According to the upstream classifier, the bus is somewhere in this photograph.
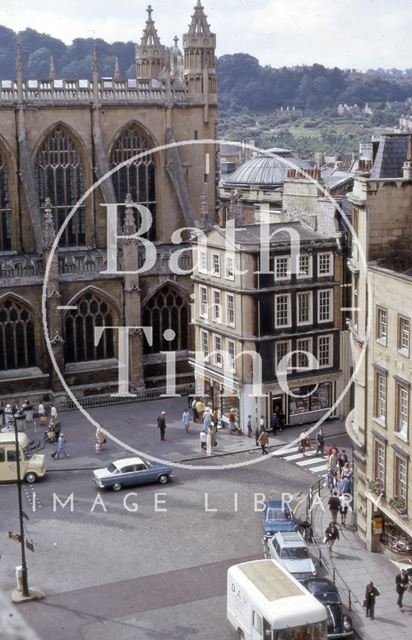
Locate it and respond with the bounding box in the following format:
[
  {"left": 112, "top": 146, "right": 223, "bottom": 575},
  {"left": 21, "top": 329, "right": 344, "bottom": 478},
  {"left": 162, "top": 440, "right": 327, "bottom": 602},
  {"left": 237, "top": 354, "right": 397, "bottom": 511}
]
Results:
[{"left": 227, "top": 559, "right": 328, "bottom": 640}]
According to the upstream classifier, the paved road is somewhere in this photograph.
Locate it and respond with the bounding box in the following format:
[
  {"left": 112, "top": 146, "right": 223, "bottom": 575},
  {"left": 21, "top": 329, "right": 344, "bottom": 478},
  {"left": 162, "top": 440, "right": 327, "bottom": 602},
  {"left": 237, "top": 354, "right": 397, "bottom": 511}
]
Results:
[{"left": 0, "top": 446, "right": 338, "bottom": 640}]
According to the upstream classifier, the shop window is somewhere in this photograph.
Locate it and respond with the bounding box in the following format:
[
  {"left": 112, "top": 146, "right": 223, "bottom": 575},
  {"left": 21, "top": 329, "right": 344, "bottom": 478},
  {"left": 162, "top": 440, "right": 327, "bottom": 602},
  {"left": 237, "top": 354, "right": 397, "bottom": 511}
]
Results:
[
  {"left": 381, "top": 520, "right": 412, "bottom": 553},
  {"left": 289, "top": 382, "right": 331, "bottom": 416},
  {"left": 398, "top": 316, "right": 410, "bottom": 356},
  {"left": 374, "top": 372, "right": 387, "bottom": 423},
  {"left": 376, "top": 307, "right": 387, "bottom": 345}
]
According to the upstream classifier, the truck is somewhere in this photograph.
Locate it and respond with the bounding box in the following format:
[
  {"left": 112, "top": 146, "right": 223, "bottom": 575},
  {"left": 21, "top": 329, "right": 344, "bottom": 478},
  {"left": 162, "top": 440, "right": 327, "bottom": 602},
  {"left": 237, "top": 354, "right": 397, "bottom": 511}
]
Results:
[
  {"left": 227, "top": 559, "right": 328, "bottom": 640},
  {"left": 0, "top": 432, "right": 46, "bottom": 484}
]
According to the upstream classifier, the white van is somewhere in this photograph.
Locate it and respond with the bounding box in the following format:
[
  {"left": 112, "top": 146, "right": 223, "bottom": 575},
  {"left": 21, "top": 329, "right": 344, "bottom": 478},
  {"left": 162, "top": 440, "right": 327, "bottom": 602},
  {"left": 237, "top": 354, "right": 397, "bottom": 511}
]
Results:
[
  {"left": 0, "top": 433, "right": 46, "bottom": 483},
  {"left": 227, "top": 559, "right": 328, "bottom": 640}
]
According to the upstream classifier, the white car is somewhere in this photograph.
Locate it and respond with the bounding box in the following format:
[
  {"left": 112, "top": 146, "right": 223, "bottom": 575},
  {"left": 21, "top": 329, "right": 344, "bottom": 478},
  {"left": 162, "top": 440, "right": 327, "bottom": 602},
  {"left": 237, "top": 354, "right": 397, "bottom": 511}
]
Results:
[{"left": 267, "top": 530, "right": 318, "bottom": 581}]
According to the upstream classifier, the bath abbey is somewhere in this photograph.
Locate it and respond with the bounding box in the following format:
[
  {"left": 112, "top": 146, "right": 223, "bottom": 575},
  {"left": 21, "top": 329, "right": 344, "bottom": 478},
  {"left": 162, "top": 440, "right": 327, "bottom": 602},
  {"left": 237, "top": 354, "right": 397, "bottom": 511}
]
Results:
[{"left": 0, "top": 2, "right": 217, "bottom": 404}]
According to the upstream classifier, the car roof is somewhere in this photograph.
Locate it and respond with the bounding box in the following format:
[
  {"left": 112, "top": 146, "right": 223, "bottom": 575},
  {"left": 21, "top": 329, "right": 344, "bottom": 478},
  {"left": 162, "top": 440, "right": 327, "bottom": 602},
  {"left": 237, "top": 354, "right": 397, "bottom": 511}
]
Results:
[
  {"left": 303, "top": 578, "right": 338, "bottom": 594},
  {"left": 112, "top": 457, "right": 145, "bottom": 467},
  {"left": 265, "top": 500, "right": 285, "bottom": 509},
  {"left": 274, "top": 531, "right": 306, "bottom": 546}
]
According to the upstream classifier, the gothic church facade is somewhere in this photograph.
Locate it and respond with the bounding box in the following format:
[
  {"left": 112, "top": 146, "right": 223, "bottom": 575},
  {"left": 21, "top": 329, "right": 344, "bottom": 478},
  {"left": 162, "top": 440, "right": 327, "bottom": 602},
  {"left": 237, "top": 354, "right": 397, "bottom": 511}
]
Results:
[{"left": 0, "top": 2, "right": 217, "bottom": 404}]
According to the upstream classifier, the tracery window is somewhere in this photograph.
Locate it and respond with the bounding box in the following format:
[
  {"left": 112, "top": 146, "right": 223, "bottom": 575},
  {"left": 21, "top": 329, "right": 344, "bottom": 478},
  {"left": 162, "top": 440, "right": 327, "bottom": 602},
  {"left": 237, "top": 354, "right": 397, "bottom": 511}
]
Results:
[
  {"left": 110, "top": 124, "right": 156, "bottom": 240},
  {"left": 64, "top": 292, "right": 115, "bottom": 362},
  {"left": 143, "top": 286, "right": 188, "bottom": 354},
  {"left": 0, "top": 299, "right": 36, "bottom": 370},
  {"left": 35, "top": 126, "right": 85, "bottom": 247},
  {"left": 0, "top": 150, "right": 12, "bottom": 251}
]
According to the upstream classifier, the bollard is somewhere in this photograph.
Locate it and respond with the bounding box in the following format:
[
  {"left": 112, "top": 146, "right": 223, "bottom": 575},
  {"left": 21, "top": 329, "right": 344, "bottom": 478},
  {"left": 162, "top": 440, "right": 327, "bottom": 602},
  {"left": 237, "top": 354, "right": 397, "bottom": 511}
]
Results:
[
  {"left": 348, "top": 590, "right": 352, "bottom": 611},
  {"left": 15, "top": 566, "right": 23, "bottom": 592}
]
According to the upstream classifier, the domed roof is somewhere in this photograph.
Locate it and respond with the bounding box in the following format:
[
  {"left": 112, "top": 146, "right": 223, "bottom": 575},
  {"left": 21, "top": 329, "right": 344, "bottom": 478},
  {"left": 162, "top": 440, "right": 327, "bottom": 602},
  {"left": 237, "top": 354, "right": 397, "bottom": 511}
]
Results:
[{"left": 222, "top": 149, "right": 311, "bottom": 187}]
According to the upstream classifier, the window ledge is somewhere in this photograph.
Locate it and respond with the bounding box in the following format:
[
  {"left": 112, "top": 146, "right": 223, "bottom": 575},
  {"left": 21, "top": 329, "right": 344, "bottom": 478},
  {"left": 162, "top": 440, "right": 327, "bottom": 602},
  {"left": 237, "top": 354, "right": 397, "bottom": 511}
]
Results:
[
  {"left": 394, "top": 431, "right": 409, "bottom": 445},
  {"left": 376, "top": 338, "right": 387, "bottom": 347},
  {"left": 372, "top": 417, "right": 386, "bottom": 428},
  {"left": 398, "top": 348, "right": 409, "bottom": 358},
  {"left": 65, "top": 358, "right": 119, "bottom": 374},
  {"left": 0, "top": 367, "right": 47, "bottom": 381}
]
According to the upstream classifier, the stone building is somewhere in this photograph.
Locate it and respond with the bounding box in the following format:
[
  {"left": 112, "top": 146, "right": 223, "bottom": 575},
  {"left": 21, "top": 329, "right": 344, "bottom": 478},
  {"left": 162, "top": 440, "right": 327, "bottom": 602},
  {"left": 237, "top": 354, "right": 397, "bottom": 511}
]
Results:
[
  {"left": 346, "top": 133, "right": 412, "bottom": 552},
  {"left": 190, "top": 221, "right": 349, "bottom": 431},
  {"left": 0, "top": 2, "right": 217, "bottom": 405}
]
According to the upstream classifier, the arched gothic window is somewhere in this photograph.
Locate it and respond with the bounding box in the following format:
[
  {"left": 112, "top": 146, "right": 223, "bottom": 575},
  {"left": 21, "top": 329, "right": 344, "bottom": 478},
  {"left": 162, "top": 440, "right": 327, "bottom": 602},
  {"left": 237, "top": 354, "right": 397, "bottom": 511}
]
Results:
[
  {"left": 0, "top": 299, "right": 36, "bottom": 370},
  {"left": 0, "top": 150, "right": 12, "bottom": 251},
  {"left": 143, "top": 286, "right": 188, "bottom": 354},
  {"left": 110, "top": 124, "right": 156, "bottom": 240},
  {"left": 64, "top": 292, "right": 115, "bottom": 362},
  {"left": 35, "top": 126, "right": 85, "bottom": 247}
]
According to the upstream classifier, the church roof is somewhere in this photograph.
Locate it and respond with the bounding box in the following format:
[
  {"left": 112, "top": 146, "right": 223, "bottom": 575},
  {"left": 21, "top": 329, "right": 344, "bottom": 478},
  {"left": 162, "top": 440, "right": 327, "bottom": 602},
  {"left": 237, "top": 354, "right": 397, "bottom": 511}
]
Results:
[{"left": 221, "top": 149, "right": 311, "bottom": 188}]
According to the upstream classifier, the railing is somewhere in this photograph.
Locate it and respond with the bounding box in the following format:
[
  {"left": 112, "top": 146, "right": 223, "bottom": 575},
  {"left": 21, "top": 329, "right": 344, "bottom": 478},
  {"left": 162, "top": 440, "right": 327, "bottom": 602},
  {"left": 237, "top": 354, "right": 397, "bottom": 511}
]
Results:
[{"left": 62, "top": 382, "right": 195, "bottom": 410}]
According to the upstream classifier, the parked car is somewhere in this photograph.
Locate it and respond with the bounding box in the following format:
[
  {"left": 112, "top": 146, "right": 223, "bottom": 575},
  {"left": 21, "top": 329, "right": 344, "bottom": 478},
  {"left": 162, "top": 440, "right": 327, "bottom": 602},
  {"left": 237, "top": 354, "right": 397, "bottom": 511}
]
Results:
[
  {"left": 266, "top": 530, "right": 317, "bottom": 581},
  {"left": 302, "top": 577, "right": 353, "bottom": 639},
  {"left": 261, "top": 499, "right": 297, "bottom": 538},
  {"left": 93, "top": 456, "right": 174, "bottom": 491}
]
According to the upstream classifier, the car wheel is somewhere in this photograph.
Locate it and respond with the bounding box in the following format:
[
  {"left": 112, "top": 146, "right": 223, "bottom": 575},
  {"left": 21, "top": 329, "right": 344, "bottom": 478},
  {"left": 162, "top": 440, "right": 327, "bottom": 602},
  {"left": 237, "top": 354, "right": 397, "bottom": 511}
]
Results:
[
  {"left": 112, "top": 482, "right": 123, "bottom": 491},
  {"left": 25, "top": 472, "right": 38, "bottom": 484},
  {"left": 158, "top": 474, "right": 169, "bottom": 485}
]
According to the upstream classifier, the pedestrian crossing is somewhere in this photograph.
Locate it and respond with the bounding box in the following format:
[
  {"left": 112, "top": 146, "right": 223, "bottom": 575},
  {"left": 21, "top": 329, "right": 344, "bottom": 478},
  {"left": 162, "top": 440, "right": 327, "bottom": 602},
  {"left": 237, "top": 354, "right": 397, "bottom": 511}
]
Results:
[{"left": 273, "top": 446, "right": 329, "bottom": 476}]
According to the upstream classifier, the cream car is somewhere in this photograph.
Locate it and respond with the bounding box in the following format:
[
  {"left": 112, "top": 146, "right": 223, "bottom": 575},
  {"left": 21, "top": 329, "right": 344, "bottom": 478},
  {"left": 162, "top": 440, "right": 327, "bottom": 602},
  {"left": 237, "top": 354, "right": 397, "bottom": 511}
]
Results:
[{"left": 0, "top": 432, "right": 46, "bottom": 483}]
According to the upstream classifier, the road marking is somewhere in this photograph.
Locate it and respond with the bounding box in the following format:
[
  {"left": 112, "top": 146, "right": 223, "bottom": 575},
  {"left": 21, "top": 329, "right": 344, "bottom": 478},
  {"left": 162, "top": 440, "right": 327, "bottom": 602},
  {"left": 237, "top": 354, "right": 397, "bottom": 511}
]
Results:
[
  {"left": 296, "top": 458, "right": 325, "bottom": 467},
  {"left": 310, "top": 464, "right": 329, "bottom": 472}
]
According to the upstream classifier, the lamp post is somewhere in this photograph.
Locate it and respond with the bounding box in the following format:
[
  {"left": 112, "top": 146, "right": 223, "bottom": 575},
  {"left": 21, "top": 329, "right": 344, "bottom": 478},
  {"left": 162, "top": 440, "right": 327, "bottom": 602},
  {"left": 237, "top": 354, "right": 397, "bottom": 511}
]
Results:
[{"left": 13, "top": 421, "right": 30, "bottom": 597}]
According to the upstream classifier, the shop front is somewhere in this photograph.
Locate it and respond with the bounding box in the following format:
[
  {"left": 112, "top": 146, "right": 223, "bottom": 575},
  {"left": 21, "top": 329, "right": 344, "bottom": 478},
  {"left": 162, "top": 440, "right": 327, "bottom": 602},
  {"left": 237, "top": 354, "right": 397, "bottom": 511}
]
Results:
[
  {"left": 201, "top": 378, "right": 240, "bottom": 429},
  {"left": 271, "top": 381, "right": 335, "bottom": 427},
  {"left": 366, "top": 491, "right": 412, "bottom": 555}
]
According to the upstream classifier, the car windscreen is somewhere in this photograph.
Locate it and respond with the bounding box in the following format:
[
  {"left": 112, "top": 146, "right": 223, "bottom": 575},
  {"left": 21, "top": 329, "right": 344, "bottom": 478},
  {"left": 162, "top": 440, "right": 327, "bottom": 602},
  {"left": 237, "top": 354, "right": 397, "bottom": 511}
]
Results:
[
  {"left": 316, "top": 592, "right": 340, "bottom": 604},
  {"left": 280, "top": 546, "right": 309, "bottom": 559},
  {"left": 266, "top": 508, "right": 285, "bottom": 520},
  {"left": 107, "top": 463, "right": 117, "bottom": 473}
]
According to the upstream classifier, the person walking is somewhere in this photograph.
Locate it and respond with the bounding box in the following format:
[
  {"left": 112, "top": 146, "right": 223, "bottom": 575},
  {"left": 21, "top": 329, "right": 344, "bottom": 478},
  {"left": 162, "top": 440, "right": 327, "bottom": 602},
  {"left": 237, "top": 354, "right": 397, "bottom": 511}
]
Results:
[
  {"left": 328, "top": 448, "right": 339, "bottom": 475},
  {"left": 182, "top": 408, "right": 190, "bottom": 433},
  {"left": 364, "top": 581, "right": 380, "bottom": 620},
  {"left": 326, "top": 466, "right": 336, "bottom": 494},
  {"left": 395, "top": 569, "right": 409, "bottom": 612},
  {"left": 255, "top": 425, "right": 260, "bottom": 446},
  {"left": 339, "top": 492, "right": 349, "bottom": 526},
  {"left": 191, "top": 398, "right": 198, "bottom": 423},
  {"left": 247, "top": 415, "right": 252, "bottom": 438},
  {"left": 95, "top": 428, "right": 106, "bottom": 454},
  {"left": 228, "top": 409, "right": 237, "bottom": 432},
  {"left": 203, "top": 408, "right": 212, "bottom": 430},
  {"left": 157, "top": 411, "right": 167, "bottom": 441},
  {"left": 51, "top": 433, "right": 69, "bottom": 459},
  {"left": 324, "top": 521, "right": 339, "bottom": 558},
  {"left": 315, "top": 428, "right": 325, "bottom": 456},
  {"left": 328, "top": 491, "right": 341, "bottom": 523},
  {"left": 258, "top": 429, "right": 269, "bottom": 455},
  {"left": 271, "top": 411, "right": 279, "bottom": 435},
  {"left": 200, "top": 429, "right": 207, "bottom": 454}
]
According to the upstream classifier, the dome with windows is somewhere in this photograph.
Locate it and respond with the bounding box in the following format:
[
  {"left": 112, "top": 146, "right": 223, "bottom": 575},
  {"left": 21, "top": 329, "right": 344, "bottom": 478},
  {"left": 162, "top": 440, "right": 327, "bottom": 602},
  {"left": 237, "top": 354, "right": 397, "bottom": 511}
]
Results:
[{"left": 221, "top": 148, "right": 311, "bottom": 188}]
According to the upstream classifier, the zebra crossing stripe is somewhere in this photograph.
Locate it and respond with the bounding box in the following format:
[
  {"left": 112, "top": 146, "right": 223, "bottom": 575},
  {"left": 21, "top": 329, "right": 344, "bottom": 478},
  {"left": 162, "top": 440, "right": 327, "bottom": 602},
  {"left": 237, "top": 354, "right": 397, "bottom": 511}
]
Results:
[
  {"left": 296, "top": 457, "right": 325, "bottom": 467},
  {"left": 309, "top": 464, "right": 329, "bottom": 473}
]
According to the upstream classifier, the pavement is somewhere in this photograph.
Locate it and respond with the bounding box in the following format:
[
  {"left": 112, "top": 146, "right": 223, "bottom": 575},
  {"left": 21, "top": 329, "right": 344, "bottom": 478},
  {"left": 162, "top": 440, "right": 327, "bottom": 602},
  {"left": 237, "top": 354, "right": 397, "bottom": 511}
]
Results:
[
  {"left": 295, "top": 485, "right": 411, "bottom": 640},
  {"left": 15, "top": 396, "right": 349, "bottom": 472}
]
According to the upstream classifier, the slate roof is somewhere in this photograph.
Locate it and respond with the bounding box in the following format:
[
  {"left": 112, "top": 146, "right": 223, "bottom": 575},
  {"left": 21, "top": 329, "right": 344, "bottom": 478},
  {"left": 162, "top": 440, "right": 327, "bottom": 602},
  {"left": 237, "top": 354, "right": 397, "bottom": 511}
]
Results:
[
  {"left": 370, "top": 134, "right": 409, "bottom": 179},
  {"left": 213, "top": 222, "right": 332, "bottom": 250},
  {"left": 221, "top": 150, "right": 311, "bottom": 187}
]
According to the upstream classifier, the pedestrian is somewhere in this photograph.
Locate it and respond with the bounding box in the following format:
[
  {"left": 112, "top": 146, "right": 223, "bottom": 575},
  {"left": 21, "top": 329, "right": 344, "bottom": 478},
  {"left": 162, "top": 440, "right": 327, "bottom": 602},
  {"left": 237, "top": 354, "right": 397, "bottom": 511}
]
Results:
[
  {"left": 278, "top": 411, "right": 285, "bottom": 432},
  {"left": 364, "top": 580, "right": 380, "bottom": 620},
  {"left": 247, "top": 415, "right": 252, "bottom": 438},
  {"left": 50, "top": 405, "right": 58, "bottom": 419},
  {"left": 338, "top": 474, "right": 352, "bottom": 495},
  {"left": 299, "top": 430, "right": 310, "bottom": 455},
  {"left": 203, "top": 407, "right": 212, "bottom": 430},
  {"left": 340, "top": 461, "right": 352, "bottom": 479},
  {"left": 258, "top": 429, "right": 269, "bottom": 455},
  {"left": 315, "top": 428, "right": 325, "bottom": 456},
  {"left": 328, "top": 448, "right": 339, "bottom": 475},
  {"left": 182, "top": 408, "right": 190, "bottom": 433},
  {"left": 328, "top": 442, "right": 339, "bottom": 457},
  {"left": 339, "top": 492, "right": 349, "bottom": 525},
  {"left": 271, "top": 411, "right": 279, "bottom": 434},
  {"left": 395, "top": 569, "right": 409, "bottom": 612},
  {"left": 157, "top": 411, "right": 166, "bottom": 441},
  {"left": 228, "top": 408, "right": 237, "bottom": 432},
  {"left": 192, "top": 398, "right": 198, "bottom": 423},
  {"left": 255, "top": 425, "right": 260, "bottom": 446},
  {"left": 326, "top": 466, "right": 336, "bottom": 494},
  {"left": 38, "top": 402, "right": 45, "bottom": 417},
  {"left": 324, "top": 521, "right": 340, "bottom": 558},
  {"left": 51, "top": 433, "right": 69, "bottom": 459},
  {"left": 200, "top": 429, "right": 207, "bottom": 454},
  {"left": 195, "top": 398, "right": 205, "bottom": 423},
  {"left": 95, "top": 428, "right": 106, "bottom": 454},
  {"left": 328, "top": 491, "right": 340, "bottom": 523},
  {"left": 338, "top": 449, "right": 348, "bottom": 472}
]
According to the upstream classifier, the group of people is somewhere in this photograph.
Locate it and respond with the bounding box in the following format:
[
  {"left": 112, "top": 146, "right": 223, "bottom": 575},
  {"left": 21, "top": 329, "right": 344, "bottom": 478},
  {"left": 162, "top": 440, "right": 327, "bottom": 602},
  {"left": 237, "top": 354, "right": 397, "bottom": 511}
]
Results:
[{"left": 362, "top": 568, "right": 410, "bottom": 620}]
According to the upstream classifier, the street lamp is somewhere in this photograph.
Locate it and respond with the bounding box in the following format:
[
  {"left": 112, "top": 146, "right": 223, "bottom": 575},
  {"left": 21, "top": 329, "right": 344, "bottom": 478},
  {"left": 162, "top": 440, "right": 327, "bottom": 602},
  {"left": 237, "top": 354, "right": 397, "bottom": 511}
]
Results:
[{"left": 13, "top": 421, "right": 30, "bottom": 597}]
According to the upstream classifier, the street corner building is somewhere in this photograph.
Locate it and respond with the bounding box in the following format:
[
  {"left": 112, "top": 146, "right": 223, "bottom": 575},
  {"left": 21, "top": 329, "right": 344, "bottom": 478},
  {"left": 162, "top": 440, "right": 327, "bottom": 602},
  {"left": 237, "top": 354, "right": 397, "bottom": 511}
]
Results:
[{"left": 0, "top": 2, "right": 217, "bottom": 406}]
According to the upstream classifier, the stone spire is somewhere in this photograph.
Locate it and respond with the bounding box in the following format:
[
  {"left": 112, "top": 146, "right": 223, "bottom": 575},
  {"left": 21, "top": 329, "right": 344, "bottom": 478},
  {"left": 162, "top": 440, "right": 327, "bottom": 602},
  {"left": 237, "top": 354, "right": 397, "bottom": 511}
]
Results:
[
  {"left": 122, "top": 194, "right": 137, "bottom": 242},
  {"left": 49, "top": 55, "right": 56, "bottom": 80},
  {"left": 16, "top": 44, "right": 23, "bottom": 102},
  {"left": 136, "top": 5, "right": 166, "bottom": 81},
  {"left": 183, "top": 2, "right": 216, "bottom": 99},
  {"left": 170, "top": 36, "right": 184, "bottom": 81},
  {"left": 199, "top": 187, "right": 212, "bottom": 229},
  {"left": 114, "top": 57, "right": 121, "bottom": 81},
  {"left": 92, "top": 44, "right": 100, "bottom": 104},
  {"left": 42, "top": 198, "right": 56, "bottom": 250},
  {"left": 403, "top": 135, "right": 412, "bottom": 179},
  {"left": 92, "top": 44, "right": 99, "bottom": 74}
]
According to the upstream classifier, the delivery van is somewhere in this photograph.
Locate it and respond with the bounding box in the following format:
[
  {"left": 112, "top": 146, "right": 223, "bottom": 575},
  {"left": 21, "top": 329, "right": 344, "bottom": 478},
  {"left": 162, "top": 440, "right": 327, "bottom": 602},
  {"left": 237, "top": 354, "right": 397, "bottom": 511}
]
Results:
[
  {"left": 227, "top": 559, "right": 328, "bottom": 640},
  {"left": 0, "top": 432, "right": 46, "bottom": 483}
]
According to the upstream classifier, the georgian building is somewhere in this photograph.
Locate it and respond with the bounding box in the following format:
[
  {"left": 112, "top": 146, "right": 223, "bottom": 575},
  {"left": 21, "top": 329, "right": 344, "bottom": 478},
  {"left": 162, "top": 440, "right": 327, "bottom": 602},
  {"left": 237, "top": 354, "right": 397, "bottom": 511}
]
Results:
[
  {"left": 346, "top": 133, "right": 412, "bottom": 552},
  {"left": 190, "top": 221, "right": 349, "bottom": 431},
  {"left": 0, "top": 2, "right": 217, "bottom": 404}
]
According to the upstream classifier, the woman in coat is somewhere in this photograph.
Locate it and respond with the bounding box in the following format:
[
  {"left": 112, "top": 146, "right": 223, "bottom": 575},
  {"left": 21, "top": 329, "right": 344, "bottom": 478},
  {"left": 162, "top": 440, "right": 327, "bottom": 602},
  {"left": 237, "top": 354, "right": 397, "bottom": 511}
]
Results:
[{"left": 364, "top": 581, "right": 380, "bottom": 620}]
